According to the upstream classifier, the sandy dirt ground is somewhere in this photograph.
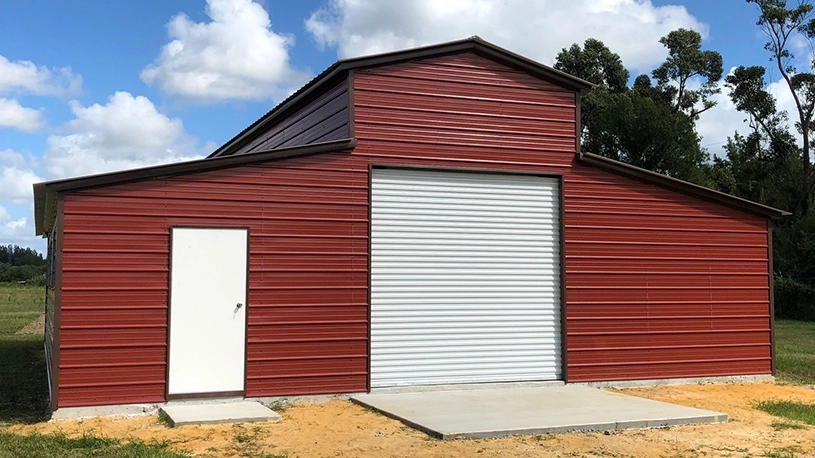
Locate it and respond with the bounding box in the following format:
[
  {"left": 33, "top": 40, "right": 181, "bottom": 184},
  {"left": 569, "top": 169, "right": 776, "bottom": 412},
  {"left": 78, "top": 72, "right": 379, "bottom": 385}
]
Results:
[{"left": 7, "top": 381, "right": 815, "bottom": 457}]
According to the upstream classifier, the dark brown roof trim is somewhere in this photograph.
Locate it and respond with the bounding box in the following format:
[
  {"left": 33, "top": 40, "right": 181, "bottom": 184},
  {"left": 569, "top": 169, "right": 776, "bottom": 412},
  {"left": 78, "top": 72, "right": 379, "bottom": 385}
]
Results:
[
  {"left": 578, "top": 151, "right": 790, "bottom": 219},
  {"left": 34, "top": 138, "right": 357, "bottom": 235},
  {"left": 208, "top": 36, "right": 594, "bottom": 159}
]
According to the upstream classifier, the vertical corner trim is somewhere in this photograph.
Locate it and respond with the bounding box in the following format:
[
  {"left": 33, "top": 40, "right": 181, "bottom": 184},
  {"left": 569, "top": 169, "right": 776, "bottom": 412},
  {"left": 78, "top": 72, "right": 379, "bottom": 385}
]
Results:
[
  {"left": 347, "top": 70, "right": 356, "bottom": 139},
  {"left": 574, "top": 91, "right": 582, "bottom": 157},
  {"left": 365, "top": 162, "right": 373, "bottom": 392},
  {"left": 767, "top": 219, "right": 776, "bottom": 375},
  {"left": 558, "top": 175, "right": 568, "bottom": 382},
  {"left": 52, "top": 193, "right": 65, "bottom": 411}
]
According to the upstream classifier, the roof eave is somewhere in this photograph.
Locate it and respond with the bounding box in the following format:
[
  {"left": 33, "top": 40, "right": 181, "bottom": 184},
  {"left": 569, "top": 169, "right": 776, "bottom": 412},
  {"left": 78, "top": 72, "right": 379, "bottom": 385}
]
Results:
[
  {"left": 33, "top": 182, "right": 47, "bottom": 236},
  {"left": 578, "top": 152, "right": 790, "bottom": 220}
]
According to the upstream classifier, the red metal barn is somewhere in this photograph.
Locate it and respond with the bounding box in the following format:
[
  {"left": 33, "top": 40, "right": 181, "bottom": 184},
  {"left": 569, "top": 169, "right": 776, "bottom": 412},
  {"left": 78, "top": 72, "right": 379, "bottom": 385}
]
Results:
[{"left": 34, "top": 38, "right": 787, "bottom": 412}]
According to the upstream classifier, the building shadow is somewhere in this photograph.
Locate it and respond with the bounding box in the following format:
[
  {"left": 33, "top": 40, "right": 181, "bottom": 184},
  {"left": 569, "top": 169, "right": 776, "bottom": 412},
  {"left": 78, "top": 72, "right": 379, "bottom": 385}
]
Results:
[{"left": 0, "top": 336, "right": 49, "bottom": 424}]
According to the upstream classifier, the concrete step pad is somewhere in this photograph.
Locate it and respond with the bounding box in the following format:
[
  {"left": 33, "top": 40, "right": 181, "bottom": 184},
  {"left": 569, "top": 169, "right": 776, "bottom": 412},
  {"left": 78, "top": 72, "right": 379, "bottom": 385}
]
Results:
[{"left": 160, "top": 401, "right": 282, "bottom": 426}]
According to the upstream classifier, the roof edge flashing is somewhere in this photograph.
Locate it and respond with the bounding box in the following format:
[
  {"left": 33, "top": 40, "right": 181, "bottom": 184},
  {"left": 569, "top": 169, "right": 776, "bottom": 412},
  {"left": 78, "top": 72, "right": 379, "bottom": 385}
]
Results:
[{"left": 578, "top": 151, "right": 790, "bottom": 220}]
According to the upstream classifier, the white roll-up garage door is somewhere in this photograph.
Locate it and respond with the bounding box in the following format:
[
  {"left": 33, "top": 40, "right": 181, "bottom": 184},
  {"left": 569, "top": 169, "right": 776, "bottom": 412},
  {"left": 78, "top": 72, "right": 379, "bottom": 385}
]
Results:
[{"left": 370, "top": 168, "right": 562, "bottom": 387}]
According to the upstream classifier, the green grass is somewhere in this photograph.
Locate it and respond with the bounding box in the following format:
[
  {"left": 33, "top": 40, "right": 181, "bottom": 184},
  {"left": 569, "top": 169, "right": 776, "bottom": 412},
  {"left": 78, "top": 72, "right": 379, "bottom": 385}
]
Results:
[
  {"left": 765, "top": 453, "right": 797, "bottom": 458},
  {"left": 0, "top": 284, "right": 48, "bottom": 424},
  {"left": 771, "top": 420, "right": 807, "bottom": 430},
  {"left": 775, "top": 319, "right": 815, "bottom": 384},
  {"left": 0, "top": 285, "right": 191, "bottom": 457},
  {"left": 228, "top": 425, "right": 288, "bottom": 458},
  {"left": 0, "top": 283, "right": 45, "bottom": 313},
  {"left": 0, "top": 431, "right": 188, "bottom": 458},
  {"left": 0, "top": 283, "right": 43, "bottom": 335},
  {"left": 756, "top": 400, "right": 815, "bottom": 426}
]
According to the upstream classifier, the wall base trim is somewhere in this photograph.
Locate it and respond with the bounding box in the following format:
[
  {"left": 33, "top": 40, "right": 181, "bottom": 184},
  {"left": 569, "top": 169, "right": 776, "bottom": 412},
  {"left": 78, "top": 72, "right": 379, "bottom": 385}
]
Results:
[{"left": 572, "top": 374, "right": 774, "bottom": 389}]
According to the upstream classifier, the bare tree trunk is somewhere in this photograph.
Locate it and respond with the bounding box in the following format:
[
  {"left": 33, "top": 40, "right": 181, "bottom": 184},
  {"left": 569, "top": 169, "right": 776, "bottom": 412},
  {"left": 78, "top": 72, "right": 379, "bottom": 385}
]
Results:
[{"left": 804, "top": 130, "right": 811, "bottom": 215}]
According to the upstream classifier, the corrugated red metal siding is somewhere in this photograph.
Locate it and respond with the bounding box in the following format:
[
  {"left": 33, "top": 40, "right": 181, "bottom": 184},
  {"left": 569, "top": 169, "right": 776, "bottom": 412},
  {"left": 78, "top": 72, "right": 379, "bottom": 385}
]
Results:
[
  {"left": 58, "top": 152, "right": 369, "bottom": 407},
  {"left": 351, "top": 53, "right": 772, "bottom": 382},
  {"left": 564, "top": 167, "right": 770, "bottom": 381},
  {"left": 231, "top": 80, "right": 350, "bottom": 155}
]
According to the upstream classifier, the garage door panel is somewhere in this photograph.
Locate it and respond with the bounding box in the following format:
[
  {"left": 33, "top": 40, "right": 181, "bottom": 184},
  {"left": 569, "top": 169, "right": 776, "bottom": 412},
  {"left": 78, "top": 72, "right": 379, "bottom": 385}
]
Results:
[
  {"left": 373, "top": 292, "right": 557, "bottom": 301},
  {"left": 372, "top": 267, "right": 559, "bottom": 275},
  {"left": 373, "top": 308, "right": 560, "bottom": 317},
  {"left": 371, "top": 168, "right": 562, "bottom": 387}
]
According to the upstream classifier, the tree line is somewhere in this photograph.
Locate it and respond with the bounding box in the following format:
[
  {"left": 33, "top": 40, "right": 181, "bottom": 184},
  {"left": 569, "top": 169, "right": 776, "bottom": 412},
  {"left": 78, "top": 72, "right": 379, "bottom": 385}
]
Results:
[
  {"left": 0, "top": 244, "right": 46, "bottom": 285},
  {"left": 555, "top": 0, "right": 815, "bottom": 319}
]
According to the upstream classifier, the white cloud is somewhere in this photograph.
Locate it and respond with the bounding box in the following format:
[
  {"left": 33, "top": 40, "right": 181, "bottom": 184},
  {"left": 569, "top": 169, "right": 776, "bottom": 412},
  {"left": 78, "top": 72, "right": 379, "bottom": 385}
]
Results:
[
  {"left": 766, "top": 78, "right": 800, "bottom": 134},
  {"left": 0, "top": 98, "right": 45, "bottom": 132},
  {"left": 0, "top": 204, "right": 41, "bottom": 251},
  {"left": 0, "top": 205, "right": 25, "bottom": 231},
  {"left": 696, "top": 91, "right": 747, "bottom": 156},
  {"left": 696, "top": 71, "right": 804, "bottom": 157},
  {"left": 141, "top": 0, "right": 310, "bottom": 102},
  {"left": 0, "top": 55, "right": 82, "bottom": 96},
  {"left": 44, "top": 91, "right": 203, "bottom": 178},
  {"left": 306, "top": 0, "right": 706, "bottom": 70},
  {"left": 0, "top": 149, "right": 42, "bottom": 206}
]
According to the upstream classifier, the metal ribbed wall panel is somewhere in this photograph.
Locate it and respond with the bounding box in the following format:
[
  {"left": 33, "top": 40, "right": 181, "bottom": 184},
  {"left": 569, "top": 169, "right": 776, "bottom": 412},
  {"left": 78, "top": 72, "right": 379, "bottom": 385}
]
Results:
[
  {"left": 58, "top": 152, "right": 369, "bottom": 407},
  {"left": 233, "top": 80, "right": 350, "bottom": 155},
  {"left": 370, "top": 168, "right": 561, "bottom": 386},
  {"left": 353, "top": 52, "right": 772, "bottom": 383},
  {"left": 563, "top": 167, "right": 771, "bottom": 381}
]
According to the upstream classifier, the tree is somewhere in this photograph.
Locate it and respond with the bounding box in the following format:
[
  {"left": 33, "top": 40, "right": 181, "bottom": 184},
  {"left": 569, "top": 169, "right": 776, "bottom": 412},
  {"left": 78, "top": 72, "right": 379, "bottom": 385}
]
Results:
[
  {"left": 554, "top": 38, "right": 629, "bottom": 92},
  {"left": 706, "top": 131, "right": 798, "bottom": 209},
  {"left": 650, "top": 28, "right": 724, "bottom": 118},
  {"left": 555, "top": 35, "right": 709, "bottom": 184},
  {"left": 745, "top": 0, "right": 815, "bottom": 213},
  {"left": 554, "top": 39, "right": 630, "bottom": 150},
  {"left": 0, "top": 244, "right": 46, "bottom": 285},
  {"left": 0, "top": 245, "right": 45, "bottom": 266},
  {"left": 585, "top": 91, "right": 708, "bottom": 182},
  {"left": 726, "top": 66, "right": 786, "bottom": 140}
]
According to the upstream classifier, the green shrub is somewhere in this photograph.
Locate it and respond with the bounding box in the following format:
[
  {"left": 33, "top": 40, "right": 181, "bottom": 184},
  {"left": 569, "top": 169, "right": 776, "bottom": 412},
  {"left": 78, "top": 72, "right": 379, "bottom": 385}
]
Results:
[
  {"left": 0, "top": 263, "right": 46, "bottom": 285},
  {"left": 775, "top": 275, "right": 815, "bottom": 321},
  {"left": 26, "top": 273, "right": 46, "bottom": 287}
]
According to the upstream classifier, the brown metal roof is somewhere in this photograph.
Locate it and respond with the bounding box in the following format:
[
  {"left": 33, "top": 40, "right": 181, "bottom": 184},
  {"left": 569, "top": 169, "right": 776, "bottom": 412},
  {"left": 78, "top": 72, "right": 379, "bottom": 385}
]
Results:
[
  {"left": 578, "top": 151, "right": 790, "bottom": 219},
  {"left": 206, "top": 36, "right": 595, "bottom": 159},
  {"left": 33, "top": 138, "right": 357, "bottom": 236}
]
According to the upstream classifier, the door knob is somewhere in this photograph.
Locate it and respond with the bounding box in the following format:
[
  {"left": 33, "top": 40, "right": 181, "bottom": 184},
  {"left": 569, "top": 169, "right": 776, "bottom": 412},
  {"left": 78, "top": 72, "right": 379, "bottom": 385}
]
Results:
[{"left": 236, "top": 302, "right": 243, "bottom": 308}]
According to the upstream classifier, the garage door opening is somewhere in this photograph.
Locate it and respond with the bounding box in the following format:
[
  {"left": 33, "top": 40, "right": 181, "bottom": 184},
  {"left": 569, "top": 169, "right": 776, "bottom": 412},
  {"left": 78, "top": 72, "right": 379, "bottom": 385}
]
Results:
[{"left": 370, "top": 168, "right": 563, "bottom": 387}]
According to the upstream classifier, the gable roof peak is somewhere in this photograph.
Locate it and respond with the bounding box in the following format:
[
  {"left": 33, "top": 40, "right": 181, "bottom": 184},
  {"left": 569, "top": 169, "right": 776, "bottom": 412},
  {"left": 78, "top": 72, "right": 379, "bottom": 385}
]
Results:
[{"left": 208, "top": 36, "right": 593, "bottom": 159}]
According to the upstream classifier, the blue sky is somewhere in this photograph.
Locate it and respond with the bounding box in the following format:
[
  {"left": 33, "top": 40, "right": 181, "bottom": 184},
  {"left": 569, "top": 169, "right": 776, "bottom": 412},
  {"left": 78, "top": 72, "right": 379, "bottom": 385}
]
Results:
[{"left": 0, "top": 0, "right": 794, "bottom": 252}]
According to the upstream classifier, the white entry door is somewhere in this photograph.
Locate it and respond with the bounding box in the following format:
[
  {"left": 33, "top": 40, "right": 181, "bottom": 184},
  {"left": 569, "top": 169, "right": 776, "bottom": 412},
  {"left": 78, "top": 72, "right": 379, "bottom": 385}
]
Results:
[{"left": 168, "top": 227, "right": 248, "bottom": 396}]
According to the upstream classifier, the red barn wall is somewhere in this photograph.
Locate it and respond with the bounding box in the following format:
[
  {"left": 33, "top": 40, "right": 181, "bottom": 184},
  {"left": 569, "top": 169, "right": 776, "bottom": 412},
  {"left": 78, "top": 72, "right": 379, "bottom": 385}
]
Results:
[
  {"left": 351, "top": 53, "right": 771, "bottom": 382},
  {"left": 56, "top": 52, "right": 771, "bottom": 407},
  {"left": 58, "top": 153, "right": 369, "bottom": 408}
]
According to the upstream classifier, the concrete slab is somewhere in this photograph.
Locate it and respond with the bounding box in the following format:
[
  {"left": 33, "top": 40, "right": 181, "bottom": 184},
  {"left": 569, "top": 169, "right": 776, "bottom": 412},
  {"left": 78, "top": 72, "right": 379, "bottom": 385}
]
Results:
[
  {"left": 160, "top": 401, "right": 282, "bottom": 427},
  {"left": 352, "top": 385, "right": 727, "bottom": 439},
  {"left": 50, "top": 403, "right": 158, "bottom": 421}
]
